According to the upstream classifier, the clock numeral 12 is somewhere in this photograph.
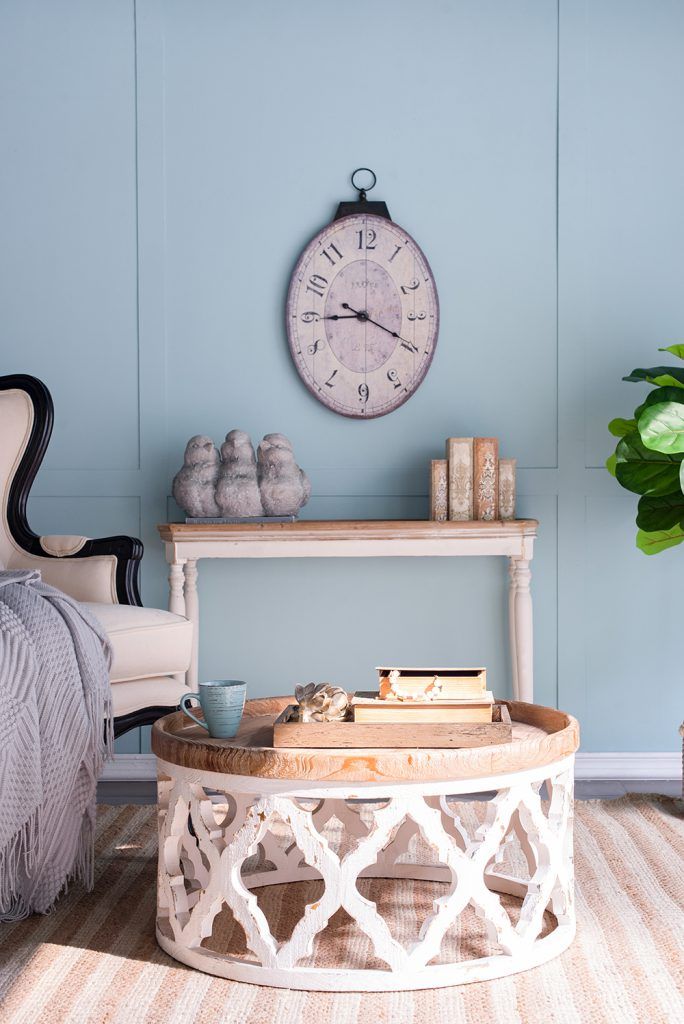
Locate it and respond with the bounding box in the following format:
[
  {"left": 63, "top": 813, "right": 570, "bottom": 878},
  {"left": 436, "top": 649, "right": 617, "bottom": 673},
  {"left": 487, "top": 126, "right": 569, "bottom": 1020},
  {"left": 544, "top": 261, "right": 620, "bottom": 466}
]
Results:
[
  {"left": 306, "top": 273, "right": 328, "bottom": 298},
  {"left": 320, "top": 242, "right": 343, "bottom": 267},
  {"left": 357, "top": 229, "right": 377, "bottom": 251}
]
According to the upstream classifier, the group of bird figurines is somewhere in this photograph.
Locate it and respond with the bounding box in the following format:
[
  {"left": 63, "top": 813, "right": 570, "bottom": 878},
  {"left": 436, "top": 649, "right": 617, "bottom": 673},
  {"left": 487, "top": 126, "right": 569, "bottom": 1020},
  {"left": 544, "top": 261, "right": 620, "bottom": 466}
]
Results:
[{"left": 172, "top": 431, "right": 311, "bottom": 519}]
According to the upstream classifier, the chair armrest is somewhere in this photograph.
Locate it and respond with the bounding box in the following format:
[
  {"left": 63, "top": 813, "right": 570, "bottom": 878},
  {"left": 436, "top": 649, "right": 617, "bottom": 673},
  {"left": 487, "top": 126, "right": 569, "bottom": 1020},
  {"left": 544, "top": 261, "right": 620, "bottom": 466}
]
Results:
[
  {"left": 40, "top": 535, "right": 89, "bottom": 557},
  {"left": 18, "top": 549, "right": 119, "bottom": 604},
  {"left": 16, "top": 533, "right": 143, "bottom": 605}
]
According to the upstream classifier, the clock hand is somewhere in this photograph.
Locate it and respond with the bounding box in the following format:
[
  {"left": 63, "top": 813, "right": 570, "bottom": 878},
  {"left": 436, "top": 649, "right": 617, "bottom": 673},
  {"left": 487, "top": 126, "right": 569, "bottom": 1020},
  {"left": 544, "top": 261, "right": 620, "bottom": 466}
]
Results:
[
  {"left": 320, "top": 314, "right": 360, "bottom": 320},
  {"left": 341, "top": 303, "right": 369, "bottom": 320},
  {"left": 341, "top": 303, "right": 415, "bottom": 348}
]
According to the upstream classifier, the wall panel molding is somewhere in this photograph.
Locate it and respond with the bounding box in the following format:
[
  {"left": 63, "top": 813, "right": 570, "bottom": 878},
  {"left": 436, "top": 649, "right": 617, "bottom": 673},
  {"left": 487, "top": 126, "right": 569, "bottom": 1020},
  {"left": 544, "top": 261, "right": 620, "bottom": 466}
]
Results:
[{"left": 6, "top": 0, "right": 681, "bottom": 762}]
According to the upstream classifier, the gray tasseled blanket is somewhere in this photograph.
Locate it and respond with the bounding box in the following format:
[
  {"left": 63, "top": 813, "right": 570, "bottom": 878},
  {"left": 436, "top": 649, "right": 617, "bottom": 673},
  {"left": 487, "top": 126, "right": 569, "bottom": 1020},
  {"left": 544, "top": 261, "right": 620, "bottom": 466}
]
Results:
[{"left": 0, "top": 570, "right": 112, "bottom": 920}]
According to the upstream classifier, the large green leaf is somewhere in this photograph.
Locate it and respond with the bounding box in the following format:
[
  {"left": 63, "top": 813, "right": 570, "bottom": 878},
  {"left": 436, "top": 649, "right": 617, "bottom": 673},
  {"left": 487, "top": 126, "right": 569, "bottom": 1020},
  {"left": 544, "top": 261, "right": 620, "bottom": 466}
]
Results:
[
  {"left": 659, "top": 344, "right": 684, "bottom": 360},
  {"left": 639, "top": 385, "right": 684, "bottom": 411},
  {"left": 608, "top": 417, "right": 636, "bottom": 437},
  {"left": 605, "top": 452, "right": 617, "bottom": 477},
  {"left": 623, "top": 366, "right": 684, "bottom": 389},
  {"left": 638, "top": 402, "right": 684, "bottom": 454},
  {"left": 614, "top": 432, "right": 683, "bottom": 495},
  {"left": 636, "top": 526, "right": 684, "bottom": 555},
  {"left": 636, "top": 494, "right": 684, "bottom": 531}
]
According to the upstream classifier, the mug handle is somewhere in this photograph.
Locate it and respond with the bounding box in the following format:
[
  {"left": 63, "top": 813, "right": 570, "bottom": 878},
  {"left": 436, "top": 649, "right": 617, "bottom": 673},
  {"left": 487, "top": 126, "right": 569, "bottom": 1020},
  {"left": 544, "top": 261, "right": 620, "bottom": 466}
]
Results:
[{"left": 179, "top": 692, "right": 209, "bottom": 731}]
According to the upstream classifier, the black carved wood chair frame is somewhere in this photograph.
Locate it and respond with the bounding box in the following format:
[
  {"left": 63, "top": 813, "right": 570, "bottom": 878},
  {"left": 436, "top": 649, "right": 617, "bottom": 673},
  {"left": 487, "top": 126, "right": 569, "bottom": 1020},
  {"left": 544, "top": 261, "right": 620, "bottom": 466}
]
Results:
[{"left": 1, "top": 373, "right": 180, "bottom": 738}]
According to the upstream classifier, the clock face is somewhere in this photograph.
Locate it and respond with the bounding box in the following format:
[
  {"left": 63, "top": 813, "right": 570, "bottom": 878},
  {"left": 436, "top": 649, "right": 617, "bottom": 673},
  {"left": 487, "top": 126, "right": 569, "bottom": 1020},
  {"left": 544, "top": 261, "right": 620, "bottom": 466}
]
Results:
[{"left": 286, "top": 213, "right": 439, "bottom": 418}]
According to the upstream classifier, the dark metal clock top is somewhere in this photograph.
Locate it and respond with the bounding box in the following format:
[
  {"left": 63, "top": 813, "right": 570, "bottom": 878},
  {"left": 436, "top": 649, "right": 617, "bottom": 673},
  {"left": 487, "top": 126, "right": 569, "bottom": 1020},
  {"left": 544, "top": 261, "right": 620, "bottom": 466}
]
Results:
[
  {"left": 334, "top": 167, "right": 392, "bottom": 222},
  {"left": 286, "top": 169, "right": 439, "bottom": 419}
]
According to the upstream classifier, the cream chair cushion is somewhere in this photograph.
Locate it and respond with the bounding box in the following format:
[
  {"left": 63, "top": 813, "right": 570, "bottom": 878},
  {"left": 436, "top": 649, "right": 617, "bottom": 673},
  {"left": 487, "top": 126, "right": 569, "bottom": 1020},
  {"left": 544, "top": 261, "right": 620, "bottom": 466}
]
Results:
[
  {"left": 83, "top": 602, "right": 192, "bottom": 684},
  {"left": 108, "top": 674, "right": 190, "bottom": 718}
]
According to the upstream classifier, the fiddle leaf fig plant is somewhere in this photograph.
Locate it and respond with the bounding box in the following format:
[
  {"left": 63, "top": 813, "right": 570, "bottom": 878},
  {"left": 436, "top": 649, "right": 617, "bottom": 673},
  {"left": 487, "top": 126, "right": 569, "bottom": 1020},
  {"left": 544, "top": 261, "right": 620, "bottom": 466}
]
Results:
[{"left": 608, "top": 346, "right": 684, "bottom": 553}]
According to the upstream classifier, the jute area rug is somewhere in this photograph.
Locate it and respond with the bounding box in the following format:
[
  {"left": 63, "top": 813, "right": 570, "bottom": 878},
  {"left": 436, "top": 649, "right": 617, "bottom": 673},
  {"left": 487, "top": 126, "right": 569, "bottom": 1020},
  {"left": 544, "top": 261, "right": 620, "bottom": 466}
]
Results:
[{"left": 0, "top": 796, "right": 682, "bottom": 1024}]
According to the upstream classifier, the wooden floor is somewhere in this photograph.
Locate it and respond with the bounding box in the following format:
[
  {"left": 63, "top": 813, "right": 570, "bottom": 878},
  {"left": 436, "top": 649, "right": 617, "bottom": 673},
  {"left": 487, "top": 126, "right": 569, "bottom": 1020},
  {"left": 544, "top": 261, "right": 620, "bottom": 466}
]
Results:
[{"left": 96, "top": 778, "right": 682, "bottom": 805}]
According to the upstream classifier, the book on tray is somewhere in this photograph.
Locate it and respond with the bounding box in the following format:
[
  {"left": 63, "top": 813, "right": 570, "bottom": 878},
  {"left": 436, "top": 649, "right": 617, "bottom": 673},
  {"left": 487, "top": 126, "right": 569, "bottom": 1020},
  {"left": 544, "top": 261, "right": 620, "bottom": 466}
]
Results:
[
  {"left": 353, "top": 690, "right": 495, "bottom": 724},
  {"left": 377, "top": 667, "right": 487, "bottom": 701}
]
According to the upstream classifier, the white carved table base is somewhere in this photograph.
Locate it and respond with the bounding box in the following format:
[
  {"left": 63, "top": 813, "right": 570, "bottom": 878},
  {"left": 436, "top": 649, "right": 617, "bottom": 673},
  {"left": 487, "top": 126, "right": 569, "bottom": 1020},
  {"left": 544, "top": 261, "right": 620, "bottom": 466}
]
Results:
[
  {"left": 155, "top": 755, "right": 575, "bottom": 991},
  {"left": 159, "top": 521, "right": 537, "bottom": 701}
]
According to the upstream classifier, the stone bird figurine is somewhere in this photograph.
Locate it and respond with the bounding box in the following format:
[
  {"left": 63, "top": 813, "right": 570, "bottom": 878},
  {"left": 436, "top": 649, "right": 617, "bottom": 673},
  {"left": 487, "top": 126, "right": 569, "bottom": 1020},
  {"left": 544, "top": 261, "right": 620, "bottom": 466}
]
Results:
[
  {"left": 172, "top": 435, "right": 220, "bottom": 518},
  {"left": 257, "top": 433, "right": 311, "bottom": 517},
  {"left": 216, "top": 430, "right": 263, "bottom": 518}
]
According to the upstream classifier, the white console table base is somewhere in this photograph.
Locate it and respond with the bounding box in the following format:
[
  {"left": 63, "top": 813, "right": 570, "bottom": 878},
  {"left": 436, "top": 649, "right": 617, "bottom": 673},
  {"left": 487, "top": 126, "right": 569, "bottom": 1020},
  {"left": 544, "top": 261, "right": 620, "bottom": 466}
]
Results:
[{"left": 158, "top": 520, "right": 538, "bottom": 702}]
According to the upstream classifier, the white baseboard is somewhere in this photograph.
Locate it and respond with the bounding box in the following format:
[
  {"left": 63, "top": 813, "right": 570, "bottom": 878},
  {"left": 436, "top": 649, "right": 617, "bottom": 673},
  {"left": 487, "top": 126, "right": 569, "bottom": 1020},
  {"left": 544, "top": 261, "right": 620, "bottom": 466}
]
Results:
[
  {"left": 100, "top": 751, "right": 681, "bottom": 784},
  {"left": 575, "top": 752, "right": 680, "bottom": 780},
  {"left": 101, "top": 754, "right": 157, "bottom": 782}
]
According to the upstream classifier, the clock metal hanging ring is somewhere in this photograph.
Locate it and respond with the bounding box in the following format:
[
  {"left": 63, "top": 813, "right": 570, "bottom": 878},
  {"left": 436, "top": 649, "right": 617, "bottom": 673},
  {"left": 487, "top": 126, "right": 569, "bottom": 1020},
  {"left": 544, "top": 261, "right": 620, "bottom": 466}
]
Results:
[{"left": 351, "top": 167, "right": 377, "bottom": 198}]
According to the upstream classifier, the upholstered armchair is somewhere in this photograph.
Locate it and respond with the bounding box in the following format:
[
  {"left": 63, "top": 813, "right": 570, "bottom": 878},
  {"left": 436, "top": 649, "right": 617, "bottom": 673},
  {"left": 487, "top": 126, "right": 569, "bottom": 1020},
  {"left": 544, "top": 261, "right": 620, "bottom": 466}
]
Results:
[{"left": 0, "top": 374, "right": 192, "bottom": 737}]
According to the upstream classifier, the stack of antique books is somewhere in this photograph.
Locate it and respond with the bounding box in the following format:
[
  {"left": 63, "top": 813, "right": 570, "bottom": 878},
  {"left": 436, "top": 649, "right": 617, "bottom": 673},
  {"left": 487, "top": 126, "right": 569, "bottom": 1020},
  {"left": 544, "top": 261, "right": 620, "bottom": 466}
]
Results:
[
  {"left": 352, "top": 667, "right": 494, "bottom": 724},
  {"left": 429, "top": 437, "right": 516, "bottom": 523}
]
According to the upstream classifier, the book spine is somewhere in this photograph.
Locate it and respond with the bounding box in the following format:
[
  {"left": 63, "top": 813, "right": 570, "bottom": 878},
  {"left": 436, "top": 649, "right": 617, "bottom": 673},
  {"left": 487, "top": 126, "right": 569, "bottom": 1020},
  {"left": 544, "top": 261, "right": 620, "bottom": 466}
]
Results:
[
  {"left": 435, "top": 684, "right": 487, "bottom": 698},
  {"left": 473, "top": 438, "right": 499, "bottom": 521},
  {"left": 446, "top": 437, "right": 473, "bottom": 520},
  {"left": 499, "top": 458, "right": 517, "bottom": 520},
  {"left": 354, "top": 707, "right": 493, "bottom": 724},
  {"left": 383, "top": 682, "right": 485, "bottom": 698},
  {"left": 429, "top": 459, "right": 448, "bottom": 522}
]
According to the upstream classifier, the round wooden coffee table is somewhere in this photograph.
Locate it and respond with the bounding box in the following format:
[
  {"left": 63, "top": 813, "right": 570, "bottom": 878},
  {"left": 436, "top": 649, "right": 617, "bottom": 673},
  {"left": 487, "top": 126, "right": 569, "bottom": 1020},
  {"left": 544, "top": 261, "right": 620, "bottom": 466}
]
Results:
[{"left": 151, "top": 697, "right": 579, "bottom": 991}]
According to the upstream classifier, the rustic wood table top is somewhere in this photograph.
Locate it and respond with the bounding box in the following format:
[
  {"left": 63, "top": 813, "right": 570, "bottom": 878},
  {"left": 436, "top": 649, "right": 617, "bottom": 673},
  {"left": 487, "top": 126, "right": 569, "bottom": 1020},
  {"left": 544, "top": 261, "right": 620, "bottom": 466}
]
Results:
[
  {"left": 151, "top": 696, "right": 579, "bottom": 784},
  {"left": 157, "top": 518, "right": 539, "bottom": 546}
]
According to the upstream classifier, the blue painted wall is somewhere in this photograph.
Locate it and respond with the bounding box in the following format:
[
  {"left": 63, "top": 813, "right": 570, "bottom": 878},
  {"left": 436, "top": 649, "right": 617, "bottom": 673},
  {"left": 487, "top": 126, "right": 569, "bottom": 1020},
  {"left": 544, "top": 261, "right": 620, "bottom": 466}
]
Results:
[{"left": 1, "top": 0, "right": 681, "bottom": 754}]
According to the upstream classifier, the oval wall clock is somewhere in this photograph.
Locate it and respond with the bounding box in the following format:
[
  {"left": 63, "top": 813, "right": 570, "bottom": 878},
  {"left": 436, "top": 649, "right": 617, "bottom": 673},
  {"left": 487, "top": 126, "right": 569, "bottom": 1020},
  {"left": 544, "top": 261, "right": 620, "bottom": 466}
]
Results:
[{"left": 286, "top": 169, "right": 439, "bottom": 418}]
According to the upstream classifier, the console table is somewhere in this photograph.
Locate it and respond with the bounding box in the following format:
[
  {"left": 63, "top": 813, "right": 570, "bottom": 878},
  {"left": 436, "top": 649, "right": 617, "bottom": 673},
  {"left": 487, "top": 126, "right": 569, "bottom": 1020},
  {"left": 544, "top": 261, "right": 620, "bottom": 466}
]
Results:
[{"left": 157, "top": 519, "right": 538, "bottom": 701}]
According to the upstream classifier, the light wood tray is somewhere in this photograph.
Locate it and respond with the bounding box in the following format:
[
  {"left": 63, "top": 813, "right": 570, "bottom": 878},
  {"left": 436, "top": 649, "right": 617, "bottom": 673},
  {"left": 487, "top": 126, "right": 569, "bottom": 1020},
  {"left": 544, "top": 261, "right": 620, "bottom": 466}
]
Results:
[{"left": 272, "top": 702, "right": 512, "bottom": 749}]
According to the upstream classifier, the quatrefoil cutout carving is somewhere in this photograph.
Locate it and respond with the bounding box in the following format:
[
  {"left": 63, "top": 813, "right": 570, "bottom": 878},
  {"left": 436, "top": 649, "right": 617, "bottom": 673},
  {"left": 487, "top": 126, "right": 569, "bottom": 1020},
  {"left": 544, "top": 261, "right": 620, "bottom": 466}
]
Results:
[{"left": 158, "top": 775, "right": 574, "bottom": 972}]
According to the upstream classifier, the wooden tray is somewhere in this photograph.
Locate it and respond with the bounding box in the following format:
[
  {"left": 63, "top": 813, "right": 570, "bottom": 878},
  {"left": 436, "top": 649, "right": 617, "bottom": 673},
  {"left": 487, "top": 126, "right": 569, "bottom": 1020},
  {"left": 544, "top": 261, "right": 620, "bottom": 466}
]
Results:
[{"left": 272, "top": 701, "right": 512, "bottom": 749}]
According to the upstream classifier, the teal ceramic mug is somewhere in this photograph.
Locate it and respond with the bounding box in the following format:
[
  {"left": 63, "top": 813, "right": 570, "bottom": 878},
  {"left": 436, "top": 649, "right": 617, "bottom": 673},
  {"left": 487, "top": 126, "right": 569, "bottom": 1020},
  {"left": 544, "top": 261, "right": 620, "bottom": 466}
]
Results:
[{"left": 179, "top": 680, "right": 246, "bottom": 739}]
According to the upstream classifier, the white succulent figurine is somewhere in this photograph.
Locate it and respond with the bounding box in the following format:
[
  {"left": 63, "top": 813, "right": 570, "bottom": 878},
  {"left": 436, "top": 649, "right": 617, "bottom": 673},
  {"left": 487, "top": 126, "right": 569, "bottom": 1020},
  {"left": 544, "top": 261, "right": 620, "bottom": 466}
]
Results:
[{"left": 294, "top": 683, "right": 349, "bottom": 723}]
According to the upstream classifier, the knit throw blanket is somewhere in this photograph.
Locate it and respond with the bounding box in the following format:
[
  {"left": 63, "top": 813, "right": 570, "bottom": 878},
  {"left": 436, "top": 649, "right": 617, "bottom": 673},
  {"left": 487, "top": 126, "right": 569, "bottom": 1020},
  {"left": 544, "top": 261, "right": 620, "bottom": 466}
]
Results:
[{"left": 0, "top": 570, "right": 112, "bottom": 920}]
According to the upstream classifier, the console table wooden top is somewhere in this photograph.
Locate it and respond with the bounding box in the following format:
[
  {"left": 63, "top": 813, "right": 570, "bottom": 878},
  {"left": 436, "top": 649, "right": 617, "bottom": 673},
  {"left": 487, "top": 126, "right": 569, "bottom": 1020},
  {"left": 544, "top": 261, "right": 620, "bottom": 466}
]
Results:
[
  {"left": 157, "top": 519, "right": 538, "bottom": 703},
  {"left": 158, "top": 518, "right": 538, "bottom": 557}
]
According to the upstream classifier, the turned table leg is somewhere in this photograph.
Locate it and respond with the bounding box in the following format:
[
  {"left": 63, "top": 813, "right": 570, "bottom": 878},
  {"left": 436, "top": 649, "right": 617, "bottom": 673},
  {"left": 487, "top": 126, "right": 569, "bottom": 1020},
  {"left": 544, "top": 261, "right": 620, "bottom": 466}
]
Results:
[
  {"left": 168, "top": 559, "right": 187, "bottom": 618},
  {"left": 510, "top": 557, "right": 533, "bottom": 702},
  {"left": 508, "top": 559, "right": 519, "bottom": 700},
  {"left": 184, "top": 559, "right": 199, "bottom": 689}
]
